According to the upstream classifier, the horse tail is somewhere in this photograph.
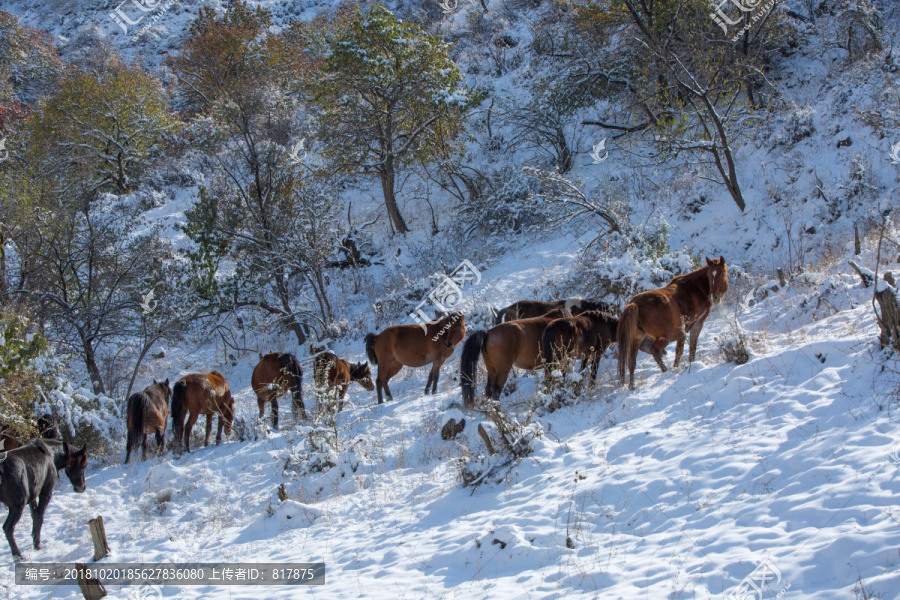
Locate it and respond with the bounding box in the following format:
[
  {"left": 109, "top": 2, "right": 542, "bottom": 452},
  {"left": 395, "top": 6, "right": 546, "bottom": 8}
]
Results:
[
  {"left": 460, "top": 330, "right": 488, "bottom": 408},
  {"left": 364, "top": 333, "right": 378, "bottom": 367},
  {"left": 171, "top": 379, "right": 187, "bottom": 446},
  {"left": 125, "top": 392, "right": 146, "bottom": 463},
  {"left": 617, "top": 303, "right": 639, "bottom": 384},
  {"left": 277, "top": 353, "right": 304, "bottom": 415}
]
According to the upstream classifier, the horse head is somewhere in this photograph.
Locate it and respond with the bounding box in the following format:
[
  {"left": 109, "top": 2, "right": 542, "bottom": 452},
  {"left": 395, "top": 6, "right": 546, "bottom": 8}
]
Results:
[
  {"left": 63, "top": 443, "right": 88, "bottom": 493},
  {"left": 706, "top": 256, "right": 729, "bottom": 305},
  {"left": 446, "top": 313, "right": 466, "bottom": 348},
  {"left": 153, "top": 378, "right": 172, "bottom": 401},
  {"left": 352, "top": 362, "right": 376, "bottom": 391}
]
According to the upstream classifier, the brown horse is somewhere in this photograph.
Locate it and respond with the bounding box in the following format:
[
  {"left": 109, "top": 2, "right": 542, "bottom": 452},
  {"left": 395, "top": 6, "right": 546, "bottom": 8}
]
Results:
[
  {"left": 494, "top": 299, "right": 580, "bottom": 324},
  {"left": 313, "top": 352, "right": 374, "bottom": 408},
  {"left": 541, "top": 309, "right": 619, "bottom": 383},
  {"left": 364, "top": 313, "right": 466, "bottom": 404},
  {"left": 251, "top": 352, "right": 306, "bottom": 428},
  {"left": 171, "top": 372, "right": 234, "bottom": 453},
  {"left": 460, "top": 313, "right": 561, "bottom": 408},
  {"left": 617, "top": 256, "right": 729, "bottom": 389},
  {"left": 0, "top": 415, "right": 61, "bottom": 452},
  {"left": 125, "top": 379, "right": 171, "bottom": 464}
]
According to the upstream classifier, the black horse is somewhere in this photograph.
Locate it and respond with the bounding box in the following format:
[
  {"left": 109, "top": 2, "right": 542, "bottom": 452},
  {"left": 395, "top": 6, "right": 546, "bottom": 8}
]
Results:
[{"left": 0, "top": 439, "right": 88, "bottom": 558}]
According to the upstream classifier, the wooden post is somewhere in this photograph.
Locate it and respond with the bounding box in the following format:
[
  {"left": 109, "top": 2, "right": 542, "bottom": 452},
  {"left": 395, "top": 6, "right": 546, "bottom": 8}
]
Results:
[
  {"left": 87, "top": 516, "right": 109, "bottom": 561},
  {"left": 75, "top": 562, "right": 107, "bottom": 600},
  {"left": 477, "top": 423, "right": 496, "bottom": 456},
  {"left": 875, "top": 272, "right": 900, "bottom": 352},
  {"left": 776, "top": 268, "right": 786, "bottom": 287},
  {"left": 854, "top": 224, "right": 861, "bottom": 255}
]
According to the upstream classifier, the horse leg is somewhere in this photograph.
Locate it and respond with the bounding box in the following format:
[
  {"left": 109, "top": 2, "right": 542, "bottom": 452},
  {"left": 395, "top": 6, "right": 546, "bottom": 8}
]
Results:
[
  {"left": 257, "top": 394, "right": 267, "bottom": 422},
  {"left": 688, "top": 321, "right": 704, "bottom": 364},
  {"left": 271, "top": 397, "right": 279, "bottom": 429},
  {"left": 426, "top": 360, "right": 444, "bottom": 395},
  {"left": 492, "top": 368, "right": 511, "bottom": 400},
  {"left": 31, "top": 486, "right": 52, "bottom": 550},
  {"left": 627, "top": 335, "right": 640, "bottom": 391},
  {"left": 3, "top": 503, "right": 24, "bottom": 558},
  {"left": 338, "top": 385, "right": 348, "bottom": 412},
  {"left": 651, "top": 338, "right": 670, "bottom": 373},
  {"left": 204, "top": 414, "right": 213, "bottom": 446},
  {"left": 141, "top": 432, "right": 148, "bottom": 461},
  {"left": 673, "top": 338, "right": 685, "bottom": 369},
  {"left": 381, "top": 362, "right": 402, "bottom": 403},
  {"left": 156, "top": 428, "right": 165, "bottom": 454},
  {"left": 184, "top": 411, "right": 200, "bottom": 453},
  {"left": 216, "top": 413, "right": 224, "bottom": 445}
]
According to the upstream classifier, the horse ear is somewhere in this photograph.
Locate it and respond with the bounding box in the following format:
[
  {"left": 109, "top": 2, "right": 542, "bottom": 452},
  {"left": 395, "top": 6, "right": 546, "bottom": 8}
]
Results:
[
  {"left": 80, "top": 444, "right": 87, "bottom": 454},
  {"left": 259, "top": 352, "right": 264, "bottom": 359},
  {"left": 719, "top": 255, "right": 725, "bottom": 264},
  {"left": 706, "top": 257, "right": 713, "bottom": 265},
  {"left": 63, "top": 441, "right": 70, "bottom": 455},
  {"left": 165, "top": 378, "right": 169, "bottom": 385}
]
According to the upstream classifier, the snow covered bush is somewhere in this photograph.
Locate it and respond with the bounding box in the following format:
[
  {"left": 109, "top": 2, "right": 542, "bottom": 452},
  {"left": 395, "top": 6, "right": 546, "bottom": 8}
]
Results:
[
  {"left": 459, "top": 401, "right": 542, "bottom": 488},
  {"left": 38, "top": 380, "right": 124, "bottom": 456}
]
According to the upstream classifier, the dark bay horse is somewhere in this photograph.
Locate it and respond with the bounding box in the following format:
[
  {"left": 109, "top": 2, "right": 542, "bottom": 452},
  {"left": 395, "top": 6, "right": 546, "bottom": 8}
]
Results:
[
  {"left": 541, "top": 309, "right": 619, "bottom": 382},
  {"left": 0, "top": 439, "right": 87, "bottom": 558},
  {"left": 125, "top": 379, "right": 171, "bottom": 464},
  {"left": 460, "top": 313, "right": 560, "bottom": 408},
  {"left": 313, "top": 352, "right": 374, "bottom": 409},
  {"left": 171, "top": 372, "right": 234, "bottom": 453},
  {"left": 364, "top": 313, "right": 466, "bottom": 404},
  {"left": 0, "top": 415, "right": 60, "bottom": 452},
  {"left": 251, "top": 352, "right": 306, "bottom": 427},
  {"left": 617, "top": 256, "right": 729, "bottom": 389},
  {"left": 493, "top": 299, "right": 577, "bottom": 324}
]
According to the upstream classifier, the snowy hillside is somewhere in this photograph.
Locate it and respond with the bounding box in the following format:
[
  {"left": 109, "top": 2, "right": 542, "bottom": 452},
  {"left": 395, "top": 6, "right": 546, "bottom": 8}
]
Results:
[
  {"left": 1, "top": 0, "right": 900, "bottom": 598},
  {"left": 2, "top": 239, "right": 899, "bottom": 600}
]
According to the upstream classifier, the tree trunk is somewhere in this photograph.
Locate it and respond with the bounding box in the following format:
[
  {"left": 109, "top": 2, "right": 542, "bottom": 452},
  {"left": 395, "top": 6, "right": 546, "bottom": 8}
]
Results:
[
  {"left": 82, "top": 338, "right": 106, "bottom": 395},
  {"left": 273, "top": 270, "right": 307, "bottom": 346},
  {"left": 380, "top": 156, "right": 409, "bottom": 234}
]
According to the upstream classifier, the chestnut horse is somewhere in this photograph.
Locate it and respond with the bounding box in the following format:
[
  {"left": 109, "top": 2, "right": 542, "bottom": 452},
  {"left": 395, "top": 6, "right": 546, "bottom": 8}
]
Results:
[
  {"left": 313, "top": 352, "right": 375, "bottom": 409},
  {"left": 541, "top": 309, "right": 619, "bottom": 383},
  {"left": 125, "top": 379, "right": 171, "bottom": 464},
  {"left": 460, "top": 313, "right": 561, "bottom": 408},
  {"left": 0, "top": 415, "right": 60, "bottom": 452},
  {"left": 364, "top": 313, "right": 466, "bottom": 404},
  {"left": 251, "top": 352, "right": 307, "bottom": 427},
  {"left": 494, "top": 299, "right": 578, "bottom": 324},
  {"left": 171, "top": 372, "right": 234, "bottom": 453},
  {"left": 617, "top": 256, "right": 729, "bottom": 389}
]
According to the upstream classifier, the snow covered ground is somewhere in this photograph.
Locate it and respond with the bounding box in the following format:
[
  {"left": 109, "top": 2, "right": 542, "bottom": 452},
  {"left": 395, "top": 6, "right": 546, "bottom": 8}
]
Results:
[{"left": 1, "top": 240, "right": 899, "bottom": 600}]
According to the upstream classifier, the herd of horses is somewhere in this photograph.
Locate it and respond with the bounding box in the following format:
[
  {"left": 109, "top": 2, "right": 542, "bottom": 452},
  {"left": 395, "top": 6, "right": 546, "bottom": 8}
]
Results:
[{"left": 0, "top": 257, "right": 728, "bottom": 559}]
